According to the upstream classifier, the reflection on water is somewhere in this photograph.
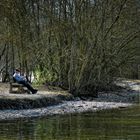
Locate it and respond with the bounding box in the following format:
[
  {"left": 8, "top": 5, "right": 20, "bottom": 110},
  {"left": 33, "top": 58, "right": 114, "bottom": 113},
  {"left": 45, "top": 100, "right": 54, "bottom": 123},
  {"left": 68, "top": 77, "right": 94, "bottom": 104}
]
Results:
[{"left": 0, "top": 105, "right": 140, "bottom": 140}]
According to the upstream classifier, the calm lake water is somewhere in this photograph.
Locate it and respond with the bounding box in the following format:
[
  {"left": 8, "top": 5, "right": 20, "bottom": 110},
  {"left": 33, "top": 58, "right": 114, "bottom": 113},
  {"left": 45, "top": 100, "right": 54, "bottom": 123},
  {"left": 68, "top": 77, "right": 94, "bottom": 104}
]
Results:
[{"left": 0, "top": 105, "right": 140, "bottom": 140}]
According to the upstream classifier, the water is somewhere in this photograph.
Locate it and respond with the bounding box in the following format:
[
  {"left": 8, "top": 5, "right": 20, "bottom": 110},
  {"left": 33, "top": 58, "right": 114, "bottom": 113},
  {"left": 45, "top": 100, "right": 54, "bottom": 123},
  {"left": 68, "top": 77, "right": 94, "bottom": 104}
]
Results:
[{"left": 0, "top": 105, "right": 140, "bottom": 140}]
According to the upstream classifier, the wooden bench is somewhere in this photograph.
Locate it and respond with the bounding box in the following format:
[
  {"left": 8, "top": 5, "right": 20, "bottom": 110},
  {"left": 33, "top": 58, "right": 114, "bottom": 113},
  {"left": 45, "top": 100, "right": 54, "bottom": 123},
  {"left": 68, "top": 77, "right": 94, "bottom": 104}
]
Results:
[{"left": 9, "top": 82, "right": 30, "bottom": 94}]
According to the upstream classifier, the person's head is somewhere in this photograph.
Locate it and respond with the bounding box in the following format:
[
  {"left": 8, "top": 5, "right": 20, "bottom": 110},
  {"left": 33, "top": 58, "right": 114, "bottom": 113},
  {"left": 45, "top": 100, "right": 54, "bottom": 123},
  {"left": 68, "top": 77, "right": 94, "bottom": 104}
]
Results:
[{"left": 15, "top": 68, "right": 20, "bottom": 73}]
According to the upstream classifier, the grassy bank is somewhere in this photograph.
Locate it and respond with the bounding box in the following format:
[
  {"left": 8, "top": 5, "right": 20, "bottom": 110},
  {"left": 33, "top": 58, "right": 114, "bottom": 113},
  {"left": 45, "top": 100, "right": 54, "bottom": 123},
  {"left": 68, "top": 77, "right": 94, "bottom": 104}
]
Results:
[{"left": 0, "top": 95, "right": 73, "bottom": 110}]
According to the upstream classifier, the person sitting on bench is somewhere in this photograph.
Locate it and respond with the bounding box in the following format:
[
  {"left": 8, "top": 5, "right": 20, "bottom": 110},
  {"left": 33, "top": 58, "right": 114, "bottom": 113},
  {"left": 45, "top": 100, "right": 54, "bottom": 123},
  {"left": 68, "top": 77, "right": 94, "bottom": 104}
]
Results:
[{"left": 13, "top": 69, "right": 38, "bottom": 94}]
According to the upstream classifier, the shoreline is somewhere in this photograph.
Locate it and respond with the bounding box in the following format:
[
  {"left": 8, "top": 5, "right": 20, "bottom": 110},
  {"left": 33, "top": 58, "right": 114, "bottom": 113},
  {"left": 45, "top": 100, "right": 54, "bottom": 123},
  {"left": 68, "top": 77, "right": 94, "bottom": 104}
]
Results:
[
  {"left": 0, "top": 100, "right": 133, "bottom": 121},
  {"left": 0, "top": 80, "right": 140, "bottom": 121}
]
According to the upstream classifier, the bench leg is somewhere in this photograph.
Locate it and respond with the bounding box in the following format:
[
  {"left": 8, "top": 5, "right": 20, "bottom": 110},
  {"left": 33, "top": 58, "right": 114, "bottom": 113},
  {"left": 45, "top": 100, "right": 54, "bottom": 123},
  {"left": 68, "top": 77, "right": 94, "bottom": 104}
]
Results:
[{"left": 9, "top": 84, "right": 13, "bottom": 93}]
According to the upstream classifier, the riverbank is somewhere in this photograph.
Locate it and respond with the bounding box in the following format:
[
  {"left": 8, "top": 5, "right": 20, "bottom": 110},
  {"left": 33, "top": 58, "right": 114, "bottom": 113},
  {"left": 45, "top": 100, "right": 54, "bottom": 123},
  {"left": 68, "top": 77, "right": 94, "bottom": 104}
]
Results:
[
  {"left": 0, "top": 84, "right": 74, "bottom": 110},
  {"left": 0, "top": 101, "right": 133, "bottom": 121},
  {"left": 0, "top": 79, "right": 139, "bottom": 120}
]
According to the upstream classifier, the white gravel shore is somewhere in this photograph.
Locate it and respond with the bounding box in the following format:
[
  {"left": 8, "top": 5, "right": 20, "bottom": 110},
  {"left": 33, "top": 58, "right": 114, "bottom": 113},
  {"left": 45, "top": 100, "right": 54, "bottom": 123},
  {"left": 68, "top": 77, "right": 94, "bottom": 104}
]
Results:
[{"left": 0, "top": 100, "right": 132, "bottom": 120}]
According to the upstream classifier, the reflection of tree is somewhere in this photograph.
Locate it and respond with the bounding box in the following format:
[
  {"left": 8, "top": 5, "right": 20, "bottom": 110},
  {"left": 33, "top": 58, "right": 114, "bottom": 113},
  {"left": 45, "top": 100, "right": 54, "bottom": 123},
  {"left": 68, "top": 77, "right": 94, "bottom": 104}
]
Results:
[
  {"left": 0, "top": 119, "right": 37, "bottom": 140},
  {"left": 0, "top": 108, "right": 140, "bottom": 140}
]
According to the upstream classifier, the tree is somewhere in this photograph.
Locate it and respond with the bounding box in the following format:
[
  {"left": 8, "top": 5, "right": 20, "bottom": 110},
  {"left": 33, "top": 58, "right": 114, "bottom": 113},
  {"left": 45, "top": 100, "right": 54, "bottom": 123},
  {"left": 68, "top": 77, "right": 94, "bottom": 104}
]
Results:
[{"left": 0, "top": 0, "right": 139, "bottom": 96}]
